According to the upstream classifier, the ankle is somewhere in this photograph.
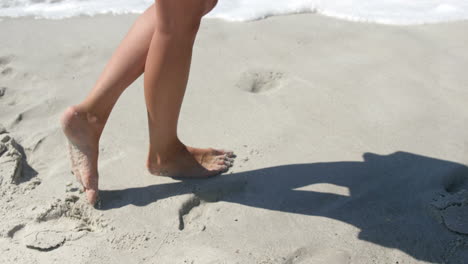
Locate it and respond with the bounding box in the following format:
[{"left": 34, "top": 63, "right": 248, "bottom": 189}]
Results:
[
  {"left": 147, "top": 138, "right": 186, "bottom": 164},
  {"left": 62, "top": 105, "right": 106, "bottom": 136},
  {"left": 74, "top": 104, "right": 107, "bottom": 124}
]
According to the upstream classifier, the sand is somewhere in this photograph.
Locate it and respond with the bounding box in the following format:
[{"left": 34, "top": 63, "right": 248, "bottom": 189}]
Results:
[{"left": 0, "top": 13, "right": 468, "bottom": 263}]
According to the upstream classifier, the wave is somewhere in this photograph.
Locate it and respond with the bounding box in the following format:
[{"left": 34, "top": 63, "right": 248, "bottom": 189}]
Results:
[{"left": 1, "top": 0, "right": 468, "bottom": 25}]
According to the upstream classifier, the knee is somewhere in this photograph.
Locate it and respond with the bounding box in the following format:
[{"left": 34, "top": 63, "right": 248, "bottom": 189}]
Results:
[
  {"left": 203, "top": 0, "right": 218, "bottom": 16},
  {"left": 177, "top": 17, "right": 202, "bottom": 36},
  {"left": 159, "top": 17, "right": 201, "bottom": 37},
  {"left": 157, "top": 0, "right": 216, "bottom": 35}
]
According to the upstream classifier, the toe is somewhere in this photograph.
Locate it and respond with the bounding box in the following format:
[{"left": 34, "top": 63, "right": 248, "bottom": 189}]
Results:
[
  {"left": 200, "top": 164, "right": 226, "bottom": 177},
  {"left": 215, "top": 155, "right": 228, "bottom": 161},
  {"left": 225, "top": 152, "right": 236, "bottom": 158},
  {"left": 213, "top": 155, "right": 234, "bottom": 166},
  {"left": 85, "top": 188, "right": 99, "bottom": 205},
  {"left": 83, "top": 182, "right": 98, "bottom": 202},
  {"left": 220, "top": 155, "right": 235, "bottom": 164},
  {"left": 215, "top": 159, "right": 232, "bottom": 167},
  {"left": 215, "top": 153, "right": 235, "bottom": 161},
  {"left": 225, "top": 157, "right": 235, "bottom": 163},
  {"left": 81, "top": 173, "right": 99, "bottom": 205},
  {"left": 210, "top": 164, "right": 228, "bottom": 172},
  {"left": 223, "top": 160, "right": 233, "bottom": 167}
]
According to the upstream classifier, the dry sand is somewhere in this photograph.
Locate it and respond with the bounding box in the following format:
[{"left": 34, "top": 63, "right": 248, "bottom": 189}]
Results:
[{"left": 0, "top": 13, "right": 468, "bottom": 263}]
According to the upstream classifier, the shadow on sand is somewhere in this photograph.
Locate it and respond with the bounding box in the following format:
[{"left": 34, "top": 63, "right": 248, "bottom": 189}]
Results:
[{"left": 99, "top": 151, "right": 468, "bottom": 263}]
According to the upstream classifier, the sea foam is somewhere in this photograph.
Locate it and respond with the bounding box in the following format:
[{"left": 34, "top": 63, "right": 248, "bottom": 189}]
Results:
[{"left": 1, "top": 0, "right": 468, "bottom": 25}]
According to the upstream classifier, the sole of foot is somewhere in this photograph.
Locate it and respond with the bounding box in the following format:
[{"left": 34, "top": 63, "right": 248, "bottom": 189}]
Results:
[{"left": 60, "top": 106, "right": 102, "bottom": 206}]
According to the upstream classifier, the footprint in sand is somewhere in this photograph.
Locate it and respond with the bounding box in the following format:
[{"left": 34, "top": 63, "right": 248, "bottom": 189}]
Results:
[
  {"left": 0, "top": 55, "right": 14, "bottom": 77},
  {"left": 237, "top": 69, "right": 284, "bottom": 93},
  {"left": 0, "top": 133, "right": 82, "bottom": 253},
  {"left": 0, "top": 87, "right": 6, "bottom": 97},
  {"left": 34, "top": 194, "right": 106, "bottom": 229},
  {"left": 0, "top": 55, "right": 12, "bottom": 66},
  {"left": 432, "top": 167, "right": 468, "bottom": 235},
  {"left": 178, "top": 180, "right": 248, "bottom": 231},
  {"left": 444, "top": 166, "right": 468, "bottom": 194},
  {"left": 23, "top": 230, "right": 67, "bottom": 251},
  {"left": 6, "top": 223, "right": 25, "bottom": 238},
  {"left": 441, "top": 202, "right": 468, "bottom": 235},
  {"left": 431, "top": 167, "right": 468, "bottom": 235},
  {"left": 432, "top": 190, "right": 468, "bottom": 235},
  {"left": 15, "top": 194, "right": 108, "bottom": 251},
  {"left": 1, "top": 67, "right": 13, "bottom": 76},
  {"left": 178, "top": 194, "right": 202, "bottom": 231}
]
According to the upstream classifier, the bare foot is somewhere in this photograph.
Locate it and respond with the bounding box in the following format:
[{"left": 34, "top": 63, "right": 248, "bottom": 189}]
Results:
[
  {"left": 147, "top": 142, "right": 235, "bottom": 178},
  {"left": 60, "top": 106, "right": 103, "bottom": 205}
]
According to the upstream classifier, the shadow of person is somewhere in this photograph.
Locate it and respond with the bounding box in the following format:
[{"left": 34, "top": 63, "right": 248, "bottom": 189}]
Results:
[{"left": 99, "top": 151, "right": 468, "bottom": 263}]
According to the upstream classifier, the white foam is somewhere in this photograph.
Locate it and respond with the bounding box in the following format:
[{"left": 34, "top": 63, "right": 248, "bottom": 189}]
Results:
[
  {"left": 1, "top": 0, "right": 468, "bottom": 24},
  {"left": 0, "top": 0, "right": 153, "bottom": 19}
]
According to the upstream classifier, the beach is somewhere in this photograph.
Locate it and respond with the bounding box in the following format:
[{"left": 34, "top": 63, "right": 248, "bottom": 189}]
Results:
[{"left": 0, "top": 13, "right": 468, "bottom": 263}]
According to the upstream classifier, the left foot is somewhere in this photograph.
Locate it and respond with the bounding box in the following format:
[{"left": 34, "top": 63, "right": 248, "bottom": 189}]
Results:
[
  {"left": 186, "top": 146, "right": 235, "bottom": 168},
  {"left": 146, "top": 141, "right": 235, "bottom": 178},
  {"left": 60, "top": 106, "right": 103, "bottom": 205}
]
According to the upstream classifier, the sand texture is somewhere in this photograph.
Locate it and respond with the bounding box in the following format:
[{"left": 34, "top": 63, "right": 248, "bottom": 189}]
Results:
[{"left": 0, "top": 14, "right": 468, "bottom": 263}]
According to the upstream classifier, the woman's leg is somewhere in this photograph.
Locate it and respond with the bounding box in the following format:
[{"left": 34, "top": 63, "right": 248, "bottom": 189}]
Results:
[
  {"left": 74, "top": 4, "right": 157, "bottom": 123},
  {"left": 145, "top": 0, "right": 234, "bottom": 178},
  {"left": 61, "top": 0, "right": 235, "bottom": 205},
  {"left": 61, "top": 5, "right": 157, "bottom": 205}
]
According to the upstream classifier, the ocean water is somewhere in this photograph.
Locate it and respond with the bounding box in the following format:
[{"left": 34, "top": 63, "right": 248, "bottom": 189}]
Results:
[{"left": 0, "top": 0, "right": 468, "bottom": 24}]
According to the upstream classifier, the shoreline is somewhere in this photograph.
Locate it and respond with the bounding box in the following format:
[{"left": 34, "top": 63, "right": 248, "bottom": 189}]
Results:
[{"left": 1, "top": 11, "right": 468, "bottom": 26}]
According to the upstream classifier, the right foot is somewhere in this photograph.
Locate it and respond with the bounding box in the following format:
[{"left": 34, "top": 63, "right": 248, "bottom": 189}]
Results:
[
  {"left": 60, "top": 106, "right": 103, "bottom": 205},
  {"left": 147, "top": 142, "right": 235, "bottom": 178}
]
